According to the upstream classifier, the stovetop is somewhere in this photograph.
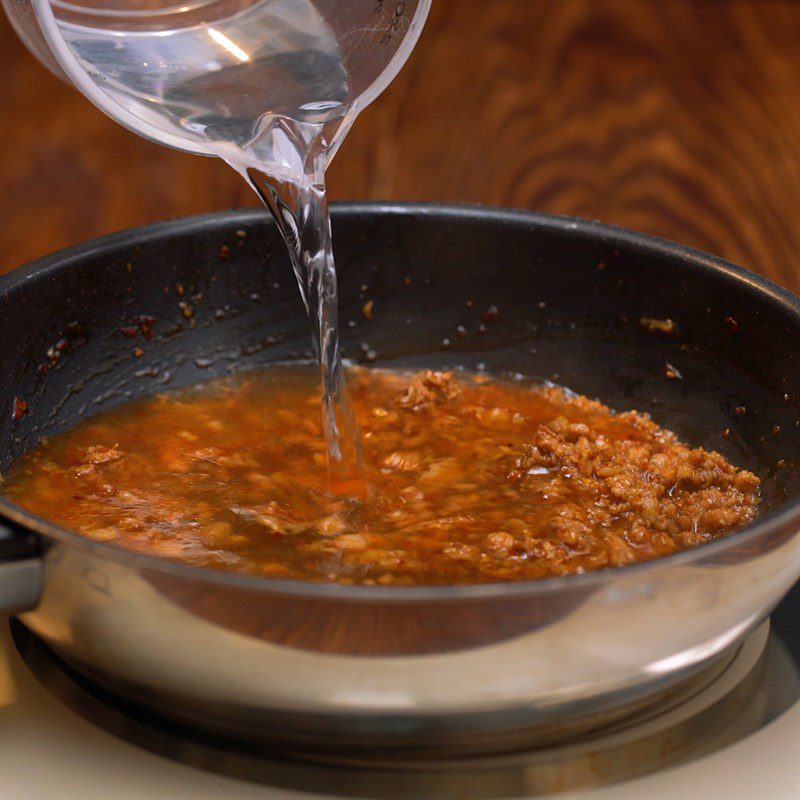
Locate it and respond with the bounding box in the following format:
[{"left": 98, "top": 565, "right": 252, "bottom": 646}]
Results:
[{"left": 1, "top": 584, "right": 798, "bottom": 800}]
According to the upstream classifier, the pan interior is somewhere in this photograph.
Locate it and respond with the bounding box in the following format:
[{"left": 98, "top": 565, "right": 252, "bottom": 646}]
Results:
[{"left": 1, "top": 206, "right": 798, "bottom": 525}]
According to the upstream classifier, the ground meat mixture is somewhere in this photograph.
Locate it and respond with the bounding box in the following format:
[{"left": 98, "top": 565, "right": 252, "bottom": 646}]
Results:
[
  {"left": 0, "top": 367, "right": 760, "bottom": 585},
  {"left": 507, "top": 398, "right": 759, "bottom": 566},
  {"left": 398, "top": 369, "right": 461, "bottom": 410}
]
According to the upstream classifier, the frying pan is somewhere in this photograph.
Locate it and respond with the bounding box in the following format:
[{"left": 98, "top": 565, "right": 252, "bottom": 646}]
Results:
[{"left": 1, "top": 204, "right": 798, "bottom": 758}]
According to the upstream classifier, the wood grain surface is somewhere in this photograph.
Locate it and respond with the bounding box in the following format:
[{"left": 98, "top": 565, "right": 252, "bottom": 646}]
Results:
[{"left": 1, "top": 0, "right": 798, "bottom": 291}]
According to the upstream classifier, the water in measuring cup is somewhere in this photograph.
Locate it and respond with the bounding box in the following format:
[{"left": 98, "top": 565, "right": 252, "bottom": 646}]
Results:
[{"left": 50, "top": 0, "right": 362, "bottom": 481}]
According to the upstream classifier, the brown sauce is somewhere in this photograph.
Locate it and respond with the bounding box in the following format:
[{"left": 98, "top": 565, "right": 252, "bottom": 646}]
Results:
[{"left": 1, "top": 367, "right": 760, "bottom": 585}]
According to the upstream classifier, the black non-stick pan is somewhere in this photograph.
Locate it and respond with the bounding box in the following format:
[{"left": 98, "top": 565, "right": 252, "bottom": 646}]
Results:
[{"left": 0, "top": 204, "right": 798, "bottom": 757}]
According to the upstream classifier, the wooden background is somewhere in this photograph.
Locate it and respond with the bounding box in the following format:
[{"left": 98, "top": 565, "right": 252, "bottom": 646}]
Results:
[{"left": 1, "top": 0, "right": 798, "bottom": 291}]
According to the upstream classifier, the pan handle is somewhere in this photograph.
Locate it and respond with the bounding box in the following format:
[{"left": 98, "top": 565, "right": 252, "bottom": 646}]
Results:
[{"left": 0, "top": 516, "right": 43, "bottom": 613}]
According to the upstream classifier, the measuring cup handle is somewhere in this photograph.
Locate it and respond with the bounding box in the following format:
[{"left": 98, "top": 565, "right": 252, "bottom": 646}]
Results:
[{"left": 0, "top": 513, "right": 43, "bottom": 613}]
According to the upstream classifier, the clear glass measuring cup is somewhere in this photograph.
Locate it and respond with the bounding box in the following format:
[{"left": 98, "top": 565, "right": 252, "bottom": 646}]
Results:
[{"left": 3, "top": 1, "right": 431, "bottom": 180}]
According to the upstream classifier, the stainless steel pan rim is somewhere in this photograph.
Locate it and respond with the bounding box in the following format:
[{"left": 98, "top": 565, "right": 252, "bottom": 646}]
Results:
[{"left": 1, "top": 495, "right": 799, "bottom": 602}]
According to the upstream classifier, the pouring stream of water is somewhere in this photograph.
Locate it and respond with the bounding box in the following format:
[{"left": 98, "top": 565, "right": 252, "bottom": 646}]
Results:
[{"left": 241, "top": 159, "right": 362, "bottom": 485}]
